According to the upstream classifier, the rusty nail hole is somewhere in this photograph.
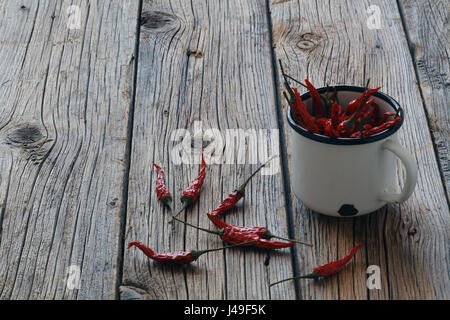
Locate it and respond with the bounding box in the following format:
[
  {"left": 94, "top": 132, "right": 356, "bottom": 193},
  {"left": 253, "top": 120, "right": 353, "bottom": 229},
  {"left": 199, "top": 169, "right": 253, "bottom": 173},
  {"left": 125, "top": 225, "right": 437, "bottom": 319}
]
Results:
[
  {"left": 407, "top": 227, "right": 417, "bottom": 236},
  {"left": 297, "top": 40, "right": 315, "bottom": 50},
  {"left": 20, "top": 5, "right": 26, "bottom": 9}
]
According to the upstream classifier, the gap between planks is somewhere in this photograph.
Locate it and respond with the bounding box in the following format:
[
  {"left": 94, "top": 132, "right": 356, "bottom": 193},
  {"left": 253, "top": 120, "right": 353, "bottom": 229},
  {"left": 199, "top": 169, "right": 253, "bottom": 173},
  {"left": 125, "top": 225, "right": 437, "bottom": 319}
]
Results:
[
  {"left": 264, "top": 0, "right": 302, "bottom": 300},
  {"left": 116, "top": 0, "right": 144, "bottom": 300}
]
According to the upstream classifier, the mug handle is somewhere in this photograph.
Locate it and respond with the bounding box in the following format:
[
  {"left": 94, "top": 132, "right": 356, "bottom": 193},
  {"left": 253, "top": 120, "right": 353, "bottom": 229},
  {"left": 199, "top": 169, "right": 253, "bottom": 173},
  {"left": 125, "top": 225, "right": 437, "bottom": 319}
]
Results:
[{"left": 379, "top": 139, "right": 418, "bottom": 203}]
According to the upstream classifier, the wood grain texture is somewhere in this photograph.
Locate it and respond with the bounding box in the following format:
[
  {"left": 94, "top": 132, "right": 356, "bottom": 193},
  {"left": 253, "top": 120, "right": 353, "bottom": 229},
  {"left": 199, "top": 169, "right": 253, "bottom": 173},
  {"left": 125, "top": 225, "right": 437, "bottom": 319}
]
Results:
[
  {"left": 0, "top": 0, "right": 138, "bottom": 299},
  {"left": 121, "top": 0, "right": 297, "bottom": 300},
  {"left": 0, "top": 0, "right": 447, "bottom": 301},
  {"left": 398, "top": 0, "right": 449, "bottom": 199},
  {"left": 270, "top": 0, "right": 449, "bottom": 299}
]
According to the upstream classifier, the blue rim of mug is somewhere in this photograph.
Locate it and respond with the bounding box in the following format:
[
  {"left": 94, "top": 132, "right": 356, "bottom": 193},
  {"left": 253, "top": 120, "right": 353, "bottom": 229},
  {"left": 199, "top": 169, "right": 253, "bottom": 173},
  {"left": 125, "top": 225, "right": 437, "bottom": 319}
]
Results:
[{"left": 286, "top": 85, "right": 404, "bottom": 145}]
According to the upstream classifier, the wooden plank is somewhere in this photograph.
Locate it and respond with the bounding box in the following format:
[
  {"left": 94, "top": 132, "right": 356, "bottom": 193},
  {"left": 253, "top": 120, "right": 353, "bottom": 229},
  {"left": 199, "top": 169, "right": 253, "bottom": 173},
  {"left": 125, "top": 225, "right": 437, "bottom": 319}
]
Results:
[
  {"left": 122, "top": 0, "right": 297, "bottom": 300},
  {"left": 398, "top": 0, "right": 449, "bottom": 199},
  {"left": 0, "top": 0, "right": 139, "bottom": 299},
  {"left": 270, "top": 0, "right": 449, "bottom": 299}
]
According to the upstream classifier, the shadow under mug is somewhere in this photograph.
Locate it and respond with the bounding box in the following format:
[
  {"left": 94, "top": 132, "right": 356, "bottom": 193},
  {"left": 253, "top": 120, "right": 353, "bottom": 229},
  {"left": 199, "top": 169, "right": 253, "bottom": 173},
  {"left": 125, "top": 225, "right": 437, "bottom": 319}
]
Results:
[{"left": 287, "top": 85, "right": 418, "bottom": 217}]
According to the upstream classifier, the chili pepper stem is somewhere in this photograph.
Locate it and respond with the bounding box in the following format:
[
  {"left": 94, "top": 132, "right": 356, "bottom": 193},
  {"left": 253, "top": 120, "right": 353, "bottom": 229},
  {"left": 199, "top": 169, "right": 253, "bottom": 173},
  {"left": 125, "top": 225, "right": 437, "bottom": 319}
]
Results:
[
  {"left": 171, "top": 215, "right": 223, "bottom": 236},
  {"left": 322, "top": 84, "right": 331, "bottom": 117},
  {"left": 278, "top": 60, "right": 296, "bottom": 101},
  {"left": 358, "top": 119, "right": 364, "bottom": 138},
  {"left": 278, "top": 60, "right": 331, "bottom": 109},
  {"left": 283, "top": 74, "right": 308, "bottom": 89},
  {"left": 278, "top": 59, "right": 305, "bottom": 88},
  {"left": 333, "top": 86, "right": 339, "bottom": 105},
  {"left": 236, "top": 155, "right": 276, "bottom": 194},
  {"left": 191, "top": 240, "right": 257, "bottom": 260},
  {"left": 269, "top": 235, "right": 312, "bottom": 247},
  {"left": 278, "top": 59, "right": 307, "bottom": 89},
  {"left": 269, "top": 272, "right": 319, "bottom": 287},
  {"left": 262, "top": 230, "right": 312, "bottom": 247},
  {"left": 168, "top": 203, "right": 189, "bottom": 224},
  {"left": 161, "top": 195, "right": 173, "bottom": 208}
]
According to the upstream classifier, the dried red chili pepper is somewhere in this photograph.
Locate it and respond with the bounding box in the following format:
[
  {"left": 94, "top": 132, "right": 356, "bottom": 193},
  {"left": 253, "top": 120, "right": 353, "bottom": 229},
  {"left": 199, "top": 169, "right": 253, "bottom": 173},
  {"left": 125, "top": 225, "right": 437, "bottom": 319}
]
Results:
[
  {"left": 355, "top": 98, "right": 375, "bottom": 122},
  {"left": 349, "top": 117, "right": 401, "bottom": 138},
  {"left": 171, "top": 215, "right": 303, "bottom": 249},
  {"left": 284, "top": 92, "right": 307, "bottom": 128},
  {"left": 370, "top": 102, "right": 382, "bottom": 126},
  {"left": 305, "top": 78, "right": 324, "bottom": 118},
  {"left": 221, "top": 227, "right": 294, "bottom": 249},
  {"left": 337, "top": 80, "right": 371, "bottom": 136},
  {"left": 292, "top": 88, "right": 320, "bottom": 133},
  {"left": 269, "top": 243, "right": 363, "bottom": 287},
  {"left": 128, "top": 240, "right": 256, "bottom": 265},
  {"left": 308, "top": 242, "right": 362, "bottom": 277},
  {"left": 330, "top": 102, "right": 341, "bottom": 129},
  {"left": 379, "top": 111, "right": 397, "bottom": 124},
  {"left": 314, "top": 117, "right": 329, "bottom": 133},
  {"left": 169, "top": 153, "right": 207, "bottom": 223},
  {"left": 278, "top": 61, "right": 330, "bottom": 107},
  {"left": 346, "top": 86, "right": 380, "bottom": 115},
  {"left": 361, "top": 106, "right": 375, "bottom": 122},
  {"left": 278, "top": 60, "right": 332, "bottom": 127},
  {"left": 364, "top": 117, "right": 401, "bottom": 135},
  {"left": 152, "top": 162, "right": 172, "bottom": 207},
  {"left": 207, "top": 213, "right": 312, "bottom": 247},
  {"left": 360, "top": 97, "right": 375, "bottom": 112},
  {"left": 324, "top": 119, "right": 337, "bottom": 138},
  {"left": 210, "top": 156, "right": 276, "bottom": 218}
]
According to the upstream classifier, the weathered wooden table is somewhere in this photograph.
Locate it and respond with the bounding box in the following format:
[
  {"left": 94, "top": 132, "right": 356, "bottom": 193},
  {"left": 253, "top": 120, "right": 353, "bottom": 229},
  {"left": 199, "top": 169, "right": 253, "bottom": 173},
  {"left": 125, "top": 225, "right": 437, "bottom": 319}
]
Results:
[{"left": 0, "top": 0, "right": 448, "bottom": 300}]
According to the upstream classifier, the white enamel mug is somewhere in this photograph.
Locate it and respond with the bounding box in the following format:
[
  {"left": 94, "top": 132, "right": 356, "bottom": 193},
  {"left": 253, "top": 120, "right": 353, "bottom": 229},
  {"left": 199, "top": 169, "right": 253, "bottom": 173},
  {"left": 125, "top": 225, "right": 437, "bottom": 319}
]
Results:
[{"left": 287, "top": 85, "right": 418, "bottom": 217}]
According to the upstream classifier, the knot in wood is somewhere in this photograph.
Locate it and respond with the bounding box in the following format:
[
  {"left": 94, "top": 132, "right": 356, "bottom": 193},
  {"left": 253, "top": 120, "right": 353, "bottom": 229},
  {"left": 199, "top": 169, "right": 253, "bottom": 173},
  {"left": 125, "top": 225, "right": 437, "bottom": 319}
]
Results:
[
  {"left": 295, "top": 32, "right": 323, "bottom": 51},
  {"left": 297, "top": 40, "right": 315, "bottom": 50},
  {"left": 140, "top": 11, "right": 177, "bottom": 30},
  {"left": 407, "top": 227, "right": 417, "bottom": 236},
  {"left": 7, "top": 125, "right": 43, "bottom": 145},
  {"left": 6, "top": 124, "right": 51, "bottom": 165}
]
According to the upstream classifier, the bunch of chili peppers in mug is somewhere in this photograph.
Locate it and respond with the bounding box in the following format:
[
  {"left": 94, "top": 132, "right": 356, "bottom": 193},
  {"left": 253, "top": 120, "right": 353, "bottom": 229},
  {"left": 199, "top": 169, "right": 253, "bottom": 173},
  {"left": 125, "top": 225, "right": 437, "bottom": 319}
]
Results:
[
  {"left": 279, "top": 61, "right": 401, "bottom": 138},
  {"left": 128, "top": 154, "right": 363, "bottom": 284}
]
